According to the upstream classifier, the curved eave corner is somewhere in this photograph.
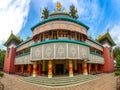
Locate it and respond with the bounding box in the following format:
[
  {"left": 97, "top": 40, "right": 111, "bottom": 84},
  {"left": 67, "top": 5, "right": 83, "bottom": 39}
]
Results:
[
  {"left": 31, "top": 17, "right": 89, "bottom": 31},
  {"left": 30, "top": 39, "right": 90, "bottom": 47}
]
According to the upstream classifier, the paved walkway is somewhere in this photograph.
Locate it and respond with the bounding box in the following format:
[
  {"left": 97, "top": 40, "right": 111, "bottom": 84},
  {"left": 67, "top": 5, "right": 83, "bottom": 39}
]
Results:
[{"left": 0, "top": 73, "right": 117, "bottom": 90}]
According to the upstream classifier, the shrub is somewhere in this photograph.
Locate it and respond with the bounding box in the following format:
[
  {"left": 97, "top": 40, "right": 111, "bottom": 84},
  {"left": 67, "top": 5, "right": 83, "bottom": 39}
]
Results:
[
  {"left": 115, "top": 71, "right": 120, "bottom": 76},
  {"left": 0, "top": 71, "right": 4, "bottom": 77}
]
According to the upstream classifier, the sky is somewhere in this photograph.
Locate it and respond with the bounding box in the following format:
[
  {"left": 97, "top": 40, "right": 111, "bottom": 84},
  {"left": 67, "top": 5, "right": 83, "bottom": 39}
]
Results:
[{"left": 0, "top": 0, "right": 120, "bottom": 49}]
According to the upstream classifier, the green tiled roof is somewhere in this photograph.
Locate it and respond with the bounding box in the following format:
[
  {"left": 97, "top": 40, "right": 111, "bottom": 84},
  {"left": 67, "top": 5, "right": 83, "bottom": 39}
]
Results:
[
  {"left": 87, "top": 38, "right": 103, "bottom": 48},
  {"left": 4, "top": 33, "right": 22, "bottom": 46},
  {"left": 31, "top": 16, "right": 89, "bottom": 31},
  {"left": 30, "top": 39, "right": 90, "bottom": 47},
  {"left": 96, "top": 32, "right": 116, "bottom": 46}
]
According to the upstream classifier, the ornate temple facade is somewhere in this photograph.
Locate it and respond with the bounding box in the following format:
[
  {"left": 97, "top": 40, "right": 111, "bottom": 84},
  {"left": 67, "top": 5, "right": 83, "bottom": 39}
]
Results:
[{"left": 3, "top": 3, "right": 116, "bottom": 78}]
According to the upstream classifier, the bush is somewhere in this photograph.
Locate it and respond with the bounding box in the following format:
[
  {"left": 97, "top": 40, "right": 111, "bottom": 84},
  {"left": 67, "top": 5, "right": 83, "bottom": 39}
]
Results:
[
  {"left": 0, "top": 71, "right": 4, "bottom": 77},
  {"left": 115, "top": 71, "right": 120, "bottom": 76}
]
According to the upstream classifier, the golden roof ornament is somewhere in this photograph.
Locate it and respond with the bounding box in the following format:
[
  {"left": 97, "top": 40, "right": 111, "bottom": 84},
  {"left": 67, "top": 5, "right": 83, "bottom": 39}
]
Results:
[{"left": 56, "top": 2, "right": 62, "bottom": 12}]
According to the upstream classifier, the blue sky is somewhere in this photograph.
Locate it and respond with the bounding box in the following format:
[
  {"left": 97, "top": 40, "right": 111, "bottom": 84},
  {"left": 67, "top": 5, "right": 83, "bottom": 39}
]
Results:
[{"left": 0, "top": 0, "right": 120, "bottom": 49}]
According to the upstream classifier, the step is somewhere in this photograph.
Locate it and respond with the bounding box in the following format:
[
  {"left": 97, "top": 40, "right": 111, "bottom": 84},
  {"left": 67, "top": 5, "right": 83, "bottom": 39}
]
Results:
[{"left": 20, "top": 75, "right": 97, "bottom": 87}]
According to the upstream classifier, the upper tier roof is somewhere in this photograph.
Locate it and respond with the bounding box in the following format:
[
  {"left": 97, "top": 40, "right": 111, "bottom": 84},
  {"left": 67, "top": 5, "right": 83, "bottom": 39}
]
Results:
[{"left": 31, "top": 16, "right": 89, "bottom": 31}]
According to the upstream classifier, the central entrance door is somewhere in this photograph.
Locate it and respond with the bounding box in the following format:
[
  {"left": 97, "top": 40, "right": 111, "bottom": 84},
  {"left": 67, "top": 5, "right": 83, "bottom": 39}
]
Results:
[{"left": 56, "top": 64, "right": 64, "bottom": 75}]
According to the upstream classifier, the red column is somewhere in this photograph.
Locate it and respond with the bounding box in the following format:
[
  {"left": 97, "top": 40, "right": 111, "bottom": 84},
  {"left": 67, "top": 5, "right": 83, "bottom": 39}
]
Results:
[
  {"left": 88, "top": 63, "right": 91, "bottom": 74},
  {"left": 38, "top": 64, "right": 42, "bottom": 76},
  {"left": 100, "top": 65, "right": 103, "bottom": 72},
  {"left": 30, "top": 65, "right": 33, "bottom": 75},
  {"left": 78, "top": 63, "right": 82, "bottom": 74},
  {"left": 15, "top": 65, "right": 18, "bottom": 73},
  {"left": 94, "top": 64, "right": 98, "bottom": 73},
  {"left": 21, "top": 65, "right": 24, "bottom": 75},
  {"left": 28, "top": 64, "right": 32, "bottom": 75}
]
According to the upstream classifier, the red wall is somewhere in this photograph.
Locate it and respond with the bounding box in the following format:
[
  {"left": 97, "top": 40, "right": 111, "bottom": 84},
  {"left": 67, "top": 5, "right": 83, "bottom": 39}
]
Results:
[
  {"left": 3, "top": 47, "right": 16, "bottom": 73},
  {"left": 103, "top": 47, "right": 114, "bottom": 72}
]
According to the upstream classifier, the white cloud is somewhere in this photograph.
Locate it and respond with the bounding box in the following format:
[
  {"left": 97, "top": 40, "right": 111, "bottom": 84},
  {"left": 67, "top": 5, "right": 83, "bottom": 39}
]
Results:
[
  {"left": 0, "top": 0, "right": 30, "bottom": 49},
  {"left": 110, "top": 23, "right": 120, "bottom": 45}
]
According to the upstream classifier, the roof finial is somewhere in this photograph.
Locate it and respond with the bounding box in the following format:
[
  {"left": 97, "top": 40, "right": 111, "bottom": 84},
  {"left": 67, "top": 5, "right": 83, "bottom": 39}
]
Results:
[
  {"left": 11, "top": 30, "right": 13, "bottom": 34},
  {"left": 56, "top": 2, "right": 62, "bottom": 12}
]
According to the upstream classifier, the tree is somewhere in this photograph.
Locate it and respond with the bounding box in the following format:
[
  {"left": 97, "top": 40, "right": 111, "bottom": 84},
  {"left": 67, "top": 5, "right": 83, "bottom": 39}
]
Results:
[
  {"left": 116, "top": 55, "right": 120, "bottom": 67},
  {"left": 0, "top": 50, "right": 5, "bottom": 70},
  {"left": 113, "top": 46, "right": 120, "bottom": 58},
  {"left": 26, "top": 36, "right": 31, "bottom": 40},
  {"left": 69, "top": 4, "right": 78, "bottom": 19},
  {"left": 41, "top": 7, "right": 49, "bottom": 20}
]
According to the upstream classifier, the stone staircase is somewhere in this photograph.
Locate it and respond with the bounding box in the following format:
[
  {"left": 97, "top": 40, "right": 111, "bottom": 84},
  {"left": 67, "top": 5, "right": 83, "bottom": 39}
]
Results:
[{"left": 20, "top": 75, "right": 97, "bottom": 87}]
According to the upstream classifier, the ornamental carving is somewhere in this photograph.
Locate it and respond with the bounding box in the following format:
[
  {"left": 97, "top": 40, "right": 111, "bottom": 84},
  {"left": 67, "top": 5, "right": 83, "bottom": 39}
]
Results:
[
  {"left": 30, "top": 42, "right": 104, "bottom": 64},
  {"left": 45, "top": 46, "right": 53, "bottom": 58},
  {"left": 43, "top": 44, "right": 54, "bottom": 59},
  {"left": 55, "top": 43, "right": 66, "bottom": 58},
  {"left": 88, "top": 54, "right": 104, "bottom": 64},
  {"left": 68, "top": 43, "right": 78, "bottom": 58},
  {"left": 32, "top": 45, "right": 42, "bottom": 60}
]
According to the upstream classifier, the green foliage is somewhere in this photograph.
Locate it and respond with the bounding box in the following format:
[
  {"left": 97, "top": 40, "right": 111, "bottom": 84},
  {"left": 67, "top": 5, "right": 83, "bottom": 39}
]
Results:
[
  {"left": 26, "top": 36, "right": 31, "bottom": 40},
  {"left": 69, "top": 4, "right": 78, "bottom": 19},
  {"left": 113, "top": 46, "right": 120, "bottom": 58},
  {"left": 0, "top": 71, "right": 4, "bottom": 77},
  {"left": 0, "top": 49, "right": 5, "bottom": 70},
  {"left": 41, "top": 7, "right": 49, "bottom": 20},
  {"left": 115, "top": 71, "right": 120, "bottom": 76},
  {"left": 116, "top": 55, "right": 120, "bottom": 67}
]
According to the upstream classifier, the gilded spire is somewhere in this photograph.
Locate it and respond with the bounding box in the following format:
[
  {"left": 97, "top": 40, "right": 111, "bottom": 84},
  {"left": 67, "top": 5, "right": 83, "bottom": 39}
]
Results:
[{"left": 56, "top": 2, "right": 62, "bottom": 12}]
